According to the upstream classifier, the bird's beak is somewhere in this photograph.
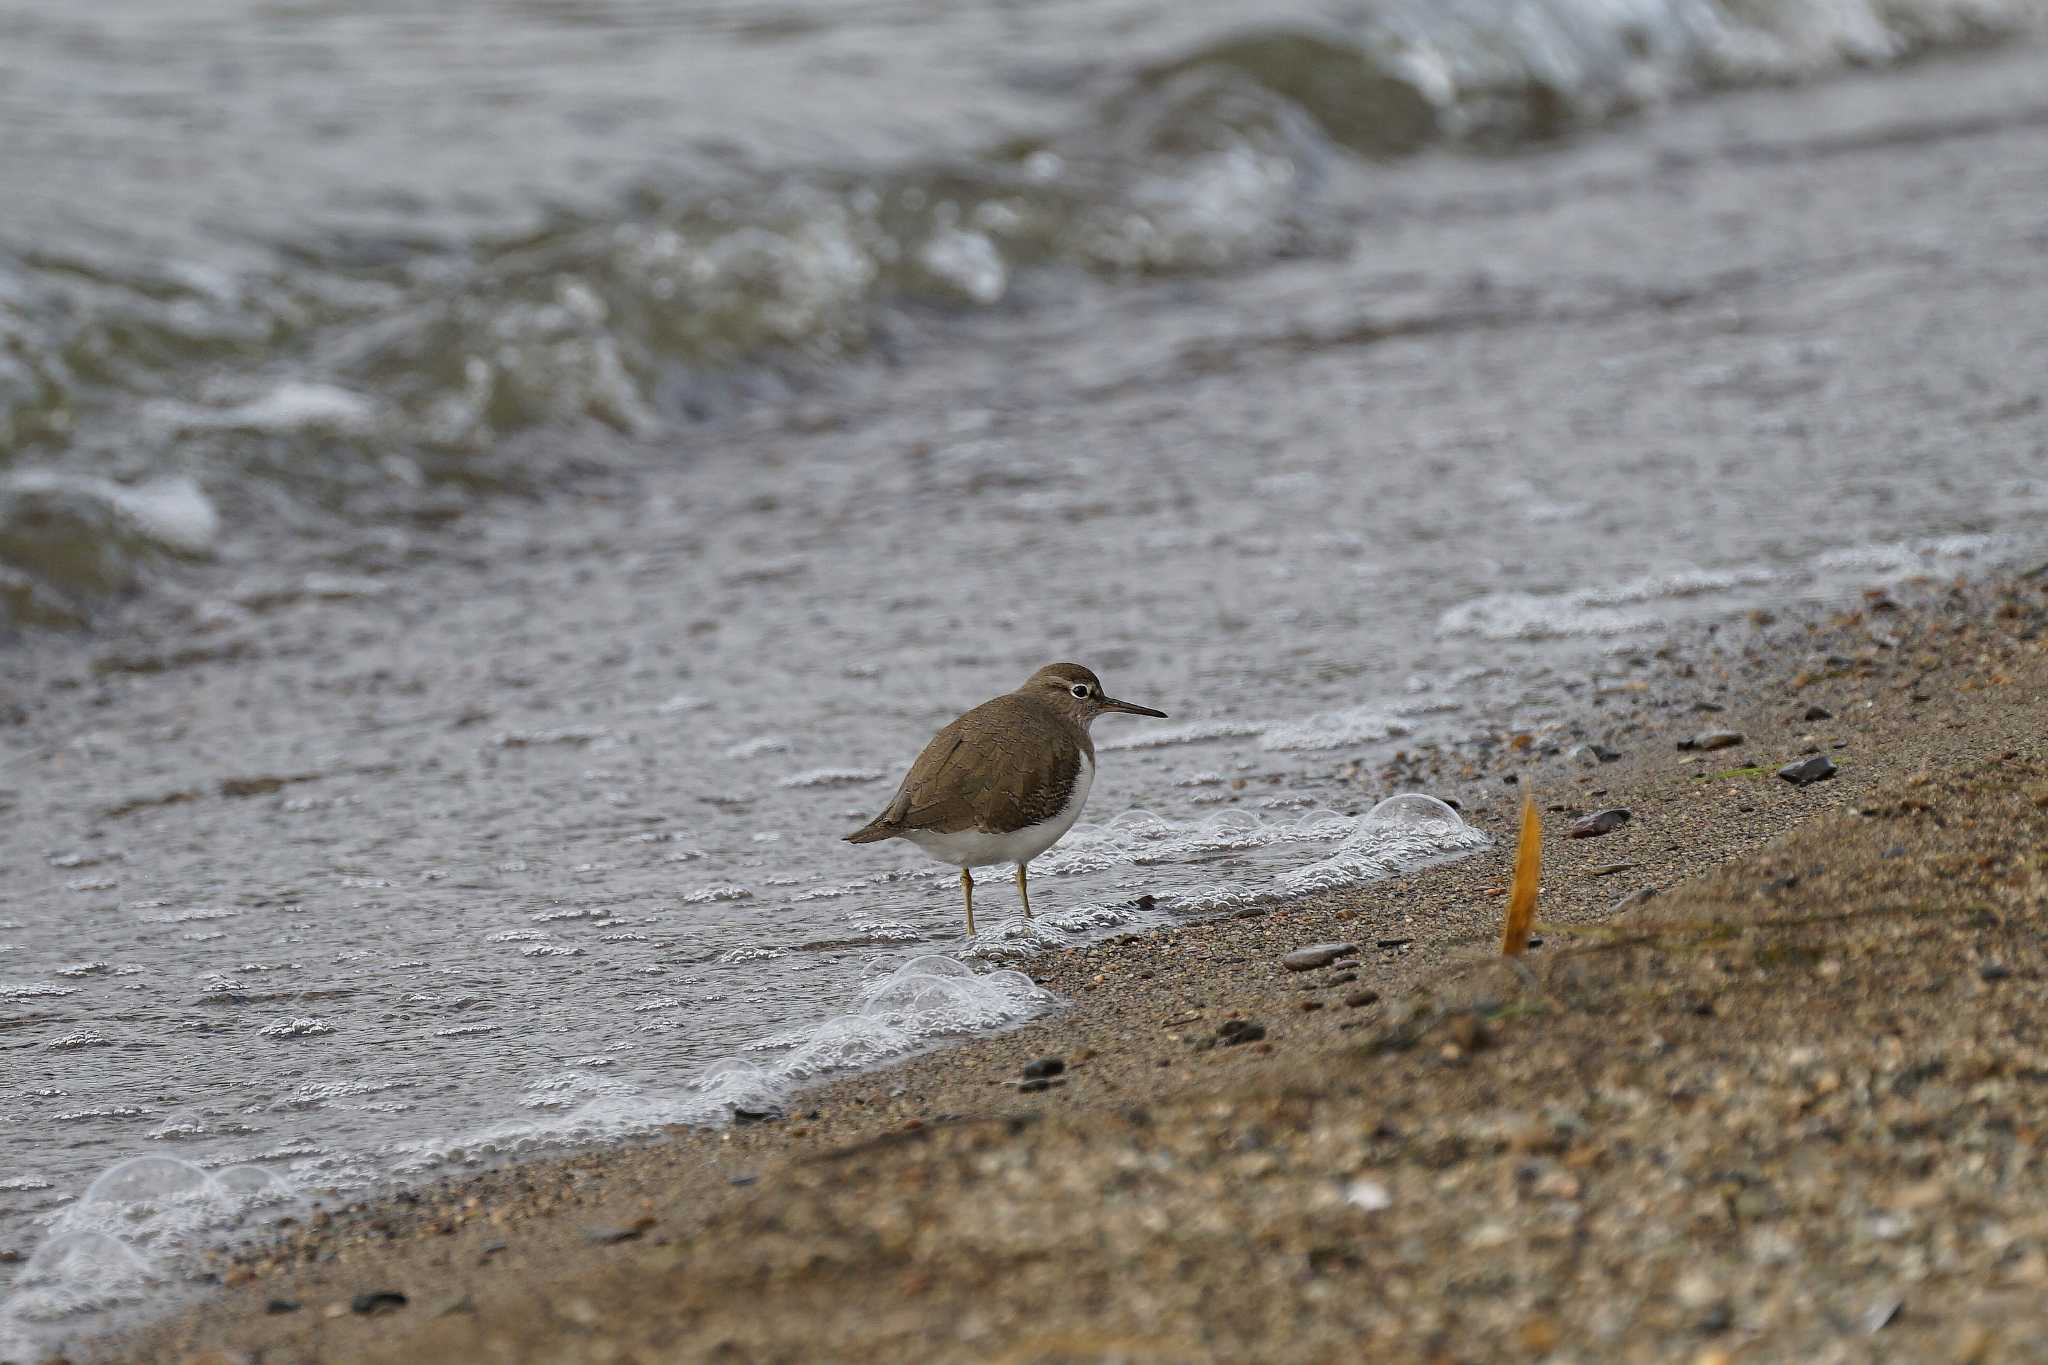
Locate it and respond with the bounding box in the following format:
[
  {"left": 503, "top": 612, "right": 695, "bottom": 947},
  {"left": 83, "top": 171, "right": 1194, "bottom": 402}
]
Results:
[{"left": 1100, "top": 696, "right": 1167, "bottom": 718}]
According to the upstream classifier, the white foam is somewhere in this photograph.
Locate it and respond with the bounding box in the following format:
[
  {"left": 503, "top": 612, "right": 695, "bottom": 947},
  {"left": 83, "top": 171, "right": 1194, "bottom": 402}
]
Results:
[
  {"left": 0, "top": 469, "right": 219, "bottom": 561},
  {"left": 1438, "top": 564, "right": 1780, "bottom": 641},
  {"left": 1259, "top": 707, "right": 1412, "bottom": 752},
  {"left": 394, "top": 953, "right": 1054, "bottom": 1172},
  {"left": 919, "top": 225, "right": 1007, "bottom": 305},
  {"left": 1097, "top": 719, "right": 1266, "bottom": 751},
  {"left": 0, "top": 1155, "right": 289, "bottom": 1334},
  {"left": 257, "top": 1017, "right": 336, "bottom": 1038},
  {"left": 682, "top": 884, "right": 753, "bottom": 904},
  {"left": 149, "top": 382, "right": 381, "bottom": 436},
  {"left": 1438, "top": 591, "right": 1663, "bottom": 641},
  {"left": 1281, "top": 794, "right": 1489, "bottom": 895},
  {"left": 779, "top": 766, "right": 886, "bottom": 788}
]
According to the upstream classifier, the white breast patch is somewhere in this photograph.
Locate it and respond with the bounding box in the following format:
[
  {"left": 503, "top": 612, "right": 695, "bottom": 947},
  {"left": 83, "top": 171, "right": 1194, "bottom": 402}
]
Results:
[{"left": 904, "top": 753, "right": 1094, "bottom": 870}]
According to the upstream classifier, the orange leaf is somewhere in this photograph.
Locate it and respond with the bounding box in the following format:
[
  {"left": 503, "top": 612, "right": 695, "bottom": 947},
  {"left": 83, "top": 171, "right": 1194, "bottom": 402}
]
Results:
[{"left": 1501, "top": 786, "right": 1541, "bottom": 957}]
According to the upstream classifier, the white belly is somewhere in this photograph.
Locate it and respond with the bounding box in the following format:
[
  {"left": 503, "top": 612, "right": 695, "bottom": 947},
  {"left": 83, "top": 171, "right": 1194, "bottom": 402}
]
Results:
[{"left": 904, "top": 755, "right": 1093, "bottom": 869}]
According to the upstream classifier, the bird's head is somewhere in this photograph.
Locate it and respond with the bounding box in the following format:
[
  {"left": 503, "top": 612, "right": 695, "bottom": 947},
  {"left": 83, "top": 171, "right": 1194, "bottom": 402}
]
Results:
[{"left": 1023, "top": 662, "right": 1167, "bottom": 728}]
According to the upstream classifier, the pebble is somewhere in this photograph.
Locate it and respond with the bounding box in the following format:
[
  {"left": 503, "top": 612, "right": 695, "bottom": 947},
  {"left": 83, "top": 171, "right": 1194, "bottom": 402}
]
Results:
[
  {"left": 1567, "top": 808, "right": 1631, "bottom": 838},
  {"left": 1803, "top": 704, "right": 1834, "bottom": 721},
  {"left": 1344, "top": 990, "right": 1380, "bottom": 1009},
  {"left": 1021, "top": 1057, "right": 1065, "bottom": 1079},
  {"left": 351, "top": 1290, "right": 408, "bottom": 1315},
  {"left": 1568, "top": 743, "right": 1622, "bottom": 765},
  {"left": 1978, "top": 963, "right": 2012, "bottom": 982},
  {"left": 1445, "top": 1016, "right": 1491, "bottom": 1053},
  {"left": 584, "top": 1217, "right": 656, "bottom": 1245},
  {"left": 264, "top": 1298, "right": 301, "bottom": 1315},
  {"left": 1678, "top": 731, "right": 1744, "bottom": 751},
  {"left": 1344, "top": 1179, "right": 1392, "bottom": 1212},
  {"left": 1217, "top": 1020, "right": 1266, "bottom": 1046},
  {"left": 1777, "top": 755, "right": 1837, "bottom": 786},
  {"left": 1280, "top": 943, "right": 1355, "bottom": 972}
]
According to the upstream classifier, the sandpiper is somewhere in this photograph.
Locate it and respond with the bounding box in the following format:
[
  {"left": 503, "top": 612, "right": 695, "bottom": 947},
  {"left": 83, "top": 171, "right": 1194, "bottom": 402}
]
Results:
[{"left": 845, "top": 662, "right": 1167, "bottom": 934}]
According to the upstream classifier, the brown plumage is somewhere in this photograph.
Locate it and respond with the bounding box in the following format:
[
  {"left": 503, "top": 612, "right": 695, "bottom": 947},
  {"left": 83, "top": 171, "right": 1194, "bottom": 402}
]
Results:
[
  {"left": 845, "top": 662, "right": 1167, "bottom": 934},
  {"left": 846, "top": 683, "right": 1088, "bottom": 842}
]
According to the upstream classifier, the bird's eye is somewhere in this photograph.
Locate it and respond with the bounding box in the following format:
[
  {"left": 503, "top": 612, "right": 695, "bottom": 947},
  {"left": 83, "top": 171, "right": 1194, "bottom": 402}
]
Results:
[{"left": 1071, "top": 684, "right": 1090, "bottom": 698}]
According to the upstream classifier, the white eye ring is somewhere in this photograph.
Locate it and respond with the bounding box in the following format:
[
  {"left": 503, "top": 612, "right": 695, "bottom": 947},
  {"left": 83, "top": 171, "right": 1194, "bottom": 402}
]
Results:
[{"left": 1071, "top": 684, "right": 1090, "bottom": 698}]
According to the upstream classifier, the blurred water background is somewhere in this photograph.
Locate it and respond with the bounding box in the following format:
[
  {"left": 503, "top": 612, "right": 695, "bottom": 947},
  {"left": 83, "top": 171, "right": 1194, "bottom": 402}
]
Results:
[{"left": 5, "top": 0, "right": 2048, "bottom": 1350}]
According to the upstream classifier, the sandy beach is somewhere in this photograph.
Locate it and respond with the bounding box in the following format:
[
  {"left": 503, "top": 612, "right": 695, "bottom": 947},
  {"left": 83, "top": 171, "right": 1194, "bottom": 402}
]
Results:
[
  {"left": 6, "top": 10, "right": 2048, "bottom": 1363},
  {"left": 88, "top": 571, "right": 2047, "bottom": 1363}
]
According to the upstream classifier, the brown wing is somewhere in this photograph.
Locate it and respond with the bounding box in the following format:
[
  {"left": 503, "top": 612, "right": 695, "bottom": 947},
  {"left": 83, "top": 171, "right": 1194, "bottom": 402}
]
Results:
[{"left": 850, "top": 698, "right": 1081, "bottom": 838}]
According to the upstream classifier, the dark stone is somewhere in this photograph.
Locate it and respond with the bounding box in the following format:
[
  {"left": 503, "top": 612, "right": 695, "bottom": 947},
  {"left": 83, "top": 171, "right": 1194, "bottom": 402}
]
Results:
[
  {"left": 352, "top": 1291, "right": 408, "bottom": 1315},
  {"left": 1678, "top": 731, "right": 1744, "bottom": 751},
  {"left": 731, "top": 1106, "right": 782, "bottom": 1125},
  {"left": 1021, "top": 1057, "right": 1065, "bottom": 1079},
  {"left": 265, "top": 1298, "right": 302, "bottom": 1315},
  {"left": 1134, "top": 894, "right": 1156, "bottom": 912},
  {"left": 1217, "top": 1020, "right": 1267, "bottom": 1045},
  {"left": 1299, "top": 1001, "right": 1325, "bottom": 1012},
  {"left": 1777, "top": 755, "right": 1837, "bottom": 786},
  {"left": 1280, "top": 943, "right": 1355, "bottom": 972},
  {"left": 1567, "top": 808, "right": 1631, "bottom": 838},
  {"left": 584, "top": 1218, "right": 654, "bottom": 1245},
  {"left": 1979, "top": 963, "right": 2012, "bottom": 982},
  {"left": 1376, "top": 938, "right": 1412, "bottom": 950},
  {"left": 728, "top": 1173, "right": 758, "bottom": 1186},
  {"left": 1803, "top": 704, "right": 1834, "bottom": 721},
  {"left": 1344, "top": 990, "right": 1381, "bottom": 1009}
]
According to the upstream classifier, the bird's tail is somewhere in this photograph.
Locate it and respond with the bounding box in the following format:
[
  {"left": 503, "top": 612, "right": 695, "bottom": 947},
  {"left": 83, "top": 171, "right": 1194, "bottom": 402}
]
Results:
[{"left": 843, "top": 819, "right": 896, "bottom": 844}]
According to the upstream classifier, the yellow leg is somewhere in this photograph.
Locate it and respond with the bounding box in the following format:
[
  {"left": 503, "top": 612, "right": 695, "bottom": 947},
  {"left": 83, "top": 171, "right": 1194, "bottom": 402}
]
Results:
[
  {"left": 961, "top": 867, "right": 975, "bottom": 936},
  {"left": 1016, "top": 862, "right": 1032, "bottom": 919}
]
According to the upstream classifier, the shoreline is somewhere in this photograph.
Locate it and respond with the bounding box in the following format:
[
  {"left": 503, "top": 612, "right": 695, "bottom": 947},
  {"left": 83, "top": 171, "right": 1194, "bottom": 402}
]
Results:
[
  {"left": 83, "top": 570, "right": 2048, "bottom": 1362},
  {"left": 9, "top": 33, "right": 2048, "bottom": 1322}
]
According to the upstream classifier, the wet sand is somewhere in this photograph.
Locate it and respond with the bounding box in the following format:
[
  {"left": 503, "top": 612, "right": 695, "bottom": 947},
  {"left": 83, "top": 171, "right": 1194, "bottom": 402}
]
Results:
[{"left": 95, "top": 570, "right": 2048, "bottom": 1362}]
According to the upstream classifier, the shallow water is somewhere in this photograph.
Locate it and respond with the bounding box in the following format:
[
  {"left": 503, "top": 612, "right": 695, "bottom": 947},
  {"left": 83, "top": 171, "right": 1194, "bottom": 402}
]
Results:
[{"left": 4, "top": 0, "right": 2048, "bottom": 1352}]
